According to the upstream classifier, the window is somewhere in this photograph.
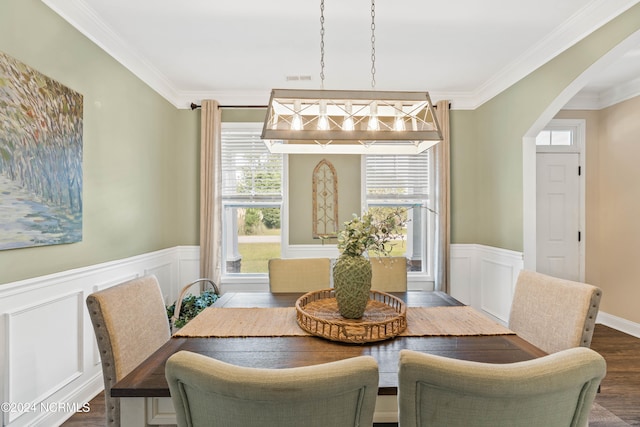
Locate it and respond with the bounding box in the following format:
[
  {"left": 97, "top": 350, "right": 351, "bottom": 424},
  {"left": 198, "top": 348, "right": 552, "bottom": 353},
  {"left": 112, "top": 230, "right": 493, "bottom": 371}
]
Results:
[
  {"left": 364, "top": 150, "right": 434, "bottom": 276},
  {"left": 535, "top": 119, "right": 584, "bottom": 152},
  {"left": 221, "top": 123, "right": 283, "bottom": 275},
  {"left": 536, "top": 129, "right": 572, "bottom": 146}
]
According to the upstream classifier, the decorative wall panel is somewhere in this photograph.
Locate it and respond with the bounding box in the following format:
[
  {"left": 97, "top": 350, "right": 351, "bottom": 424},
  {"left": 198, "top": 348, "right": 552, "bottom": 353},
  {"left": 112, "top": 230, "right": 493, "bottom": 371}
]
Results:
[
  {"left": 312, "top": 159, "right": 338, "bottom": 238},
  {"left": 5, "top": 292, "right": 82, "bottom": 424}
]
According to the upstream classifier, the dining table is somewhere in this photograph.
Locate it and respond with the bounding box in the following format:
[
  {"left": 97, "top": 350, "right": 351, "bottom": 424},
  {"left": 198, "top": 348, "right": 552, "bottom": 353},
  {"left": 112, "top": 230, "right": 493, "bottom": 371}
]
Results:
[{"left": 111, "top": 291, "right": 546, "bottom": 426}]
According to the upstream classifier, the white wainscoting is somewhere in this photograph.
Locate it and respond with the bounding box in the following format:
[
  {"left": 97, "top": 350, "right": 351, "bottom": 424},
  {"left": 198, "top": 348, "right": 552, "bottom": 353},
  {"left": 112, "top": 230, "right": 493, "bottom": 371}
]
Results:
[
  {"left": 450, "top": 244, "right": 640, "bottom": 338},
  {"left": 0, "top": 246, "right": 200, "bottom": 427},
  {"left": 1, "top": 244, "right": 638, "bottom": 426},
  {"left": 451, "top": 244, "right": 524, "bottom": 325}
]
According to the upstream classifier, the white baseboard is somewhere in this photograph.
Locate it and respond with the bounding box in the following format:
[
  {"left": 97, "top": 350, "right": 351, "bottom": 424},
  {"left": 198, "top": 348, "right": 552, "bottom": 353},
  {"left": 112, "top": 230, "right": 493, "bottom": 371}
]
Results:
[
  {"left": 31, "top": 374, "right": 103, "bottom": 427},
  {"left": 597, "top": 311, "right": 640, "bottom": 339}
]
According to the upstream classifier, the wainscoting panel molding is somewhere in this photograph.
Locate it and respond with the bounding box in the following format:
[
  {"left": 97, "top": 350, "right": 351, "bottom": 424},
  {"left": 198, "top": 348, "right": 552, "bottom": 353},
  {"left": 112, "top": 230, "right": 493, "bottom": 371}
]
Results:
[
  {"left": 1, "top": 244, "right": 637, "bottom": 426},
  {"left": 451, "top": 244, "right": 524, "bottom": 325},
  {"left": 4, "top": 291, "right": 83, "bottom": 426},
  {"left": 478, "top": 247, "right": 524, "bottom": 323},
  {"left": 0, "top": 247, "right": 200, "bottom": 427},
  {"left": 449, "top": 244, "right": 475, "bottom": 306},
  {"left": 144, "top": 262, "right": 176, "bottom": 306}
]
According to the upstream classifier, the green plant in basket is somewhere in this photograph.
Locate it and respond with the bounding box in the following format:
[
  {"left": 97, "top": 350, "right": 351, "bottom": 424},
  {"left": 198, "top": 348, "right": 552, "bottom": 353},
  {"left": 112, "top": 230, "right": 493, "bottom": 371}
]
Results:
[{"left": 166, "top": 291, "right": 218, "bottom": 329}]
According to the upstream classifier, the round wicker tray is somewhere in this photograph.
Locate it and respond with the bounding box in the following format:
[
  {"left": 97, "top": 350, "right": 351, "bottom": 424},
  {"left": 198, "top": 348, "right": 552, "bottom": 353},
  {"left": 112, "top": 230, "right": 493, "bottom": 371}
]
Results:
[{"left": 295, "top": 289, "right": 407, "bottom": 343}]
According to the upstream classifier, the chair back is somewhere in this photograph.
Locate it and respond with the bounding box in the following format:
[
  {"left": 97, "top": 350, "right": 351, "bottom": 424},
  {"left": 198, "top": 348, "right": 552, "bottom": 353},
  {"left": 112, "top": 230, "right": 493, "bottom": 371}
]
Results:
[
  {"left": 268, "top": 258, "right": 331, "bottom": 292},
  {"left": 370, "top": 256, "right": 408, "bottom": 292},
  {"left": 86, "top": 275, "right": 170, "bottom": 426},
  {"left": 398, "top": 347, "right": 606, "bottom": 427},
  {"left": 166, "top": 351, "right": 378, "bottom": 427},
  {"left": 509, "top": 270, "right": 602, "bottom": 354}
]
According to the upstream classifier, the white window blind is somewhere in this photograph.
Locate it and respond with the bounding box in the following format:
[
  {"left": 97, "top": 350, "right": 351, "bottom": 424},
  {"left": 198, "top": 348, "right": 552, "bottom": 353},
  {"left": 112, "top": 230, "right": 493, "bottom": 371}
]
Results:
[
  {"left": 221, "top": 126, "right": 283, "bottom": 201},
  {"left": 365, "top": 152, "right": 430, "bottom": 202}
]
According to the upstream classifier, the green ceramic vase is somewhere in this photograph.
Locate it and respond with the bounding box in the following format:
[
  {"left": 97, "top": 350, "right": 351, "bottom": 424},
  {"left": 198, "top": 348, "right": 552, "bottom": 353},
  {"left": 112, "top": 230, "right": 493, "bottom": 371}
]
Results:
[{"left": 333, "top": 254, "right": 372, "bottom": 319}]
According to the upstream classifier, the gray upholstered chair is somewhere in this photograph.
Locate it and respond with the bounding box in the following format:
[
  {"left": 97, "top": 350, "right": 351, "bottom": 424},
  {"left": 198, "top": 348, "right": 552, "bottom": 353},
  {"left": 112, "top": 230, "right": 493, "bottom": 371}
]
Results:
[
  {"left": 268, "top": 257, "right": 331, "bottom": 292},
  {"left": 398, "top": 347, "right": 606, "bottom": 427},
  {"left": 165, "top": 351, "right": 379, "bottom": 427},
  {"left": 86, "top": 275, "right": 170, "bottom": 426},
  {"left": 509, "top": 270, "right": 602, "bottom": 354},
  {"left": 370, "top": 256, "right": 408, "bottom": 292}
]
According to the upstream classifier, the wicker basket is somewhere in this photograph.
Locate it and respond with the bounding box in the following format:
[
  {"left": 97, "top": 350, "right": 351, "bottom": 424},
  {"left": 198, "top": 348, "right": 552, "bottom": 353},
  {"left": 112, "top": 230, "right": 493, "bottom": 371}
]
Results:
[
  {"left": 170, "top": 278, "right": 219, "bottom": 333},
  {"left": 295, "top": 289, "right": 407, "bottom": 343}
]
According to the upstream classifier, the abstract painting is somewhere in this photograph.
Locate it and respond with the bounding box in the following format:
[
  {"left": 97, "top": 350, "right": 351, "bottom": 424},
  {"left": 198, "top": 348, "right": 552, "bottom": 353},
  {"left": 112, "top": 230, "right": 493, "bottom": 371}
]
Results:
[{"left": 0, "top": 51, "right": 83, "bottom": 250}]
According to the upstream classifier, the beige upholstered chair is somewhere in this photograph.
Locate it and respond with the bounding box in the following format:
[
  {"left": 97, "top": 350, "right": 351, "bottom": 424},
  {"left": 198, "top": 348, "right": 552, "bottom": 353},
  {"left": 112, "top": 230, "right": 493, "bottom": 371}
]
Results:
[
  {"left": 509, "top": 270, "right": 602, "bottom": 354},
  {"left": 268, "top": 257, "right": 331, "bottom": 292},
  {"left": 370, "top": 256, "right": 408, "bottom": 292},
  {"left": 86, "top": 275, "right": 170, "bottom": 426},
  {"left": 398, "top": 347, "right": 606, "bottom": 427},
  {"left": 166, "top": 351, "right": 378, "bottom": 427}
]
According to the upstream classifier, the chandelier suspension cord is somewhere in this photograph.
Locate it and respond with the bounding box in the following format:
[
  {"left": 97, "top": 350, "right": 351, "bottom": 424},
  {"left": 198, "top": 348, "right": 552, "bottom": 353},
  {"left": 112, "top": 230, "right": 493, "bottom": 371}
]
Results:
[
  {"left": 370, "top": 0, "right": 376, "bottom": 89},
  {"left": 320, "top": 0, "right": 326, "bottom": 89}
]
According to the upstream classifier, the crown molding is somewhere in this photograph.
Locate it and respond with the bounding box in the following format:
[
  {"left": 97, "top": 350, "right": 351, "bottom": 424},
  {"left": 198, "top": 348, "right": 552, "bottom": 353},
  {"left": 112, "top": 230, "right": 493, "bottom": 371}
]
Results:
[
  {"left": 43, "top": 0, "right": 640, "bottom": 111},
  {"left": 469, "top": 0, "right": 640, "bottom": 110},
  {"left": 42, "top": 0, "right": 183, "bottom": 108},
  {"left": 563, "top": 78, "right": 640, "bottom": 110},
  {"left": 562, "top": 92, "right": 603, "bottom": 110},
  {"left": 596, "top": 77, "right": 640, "bottom": 109}
]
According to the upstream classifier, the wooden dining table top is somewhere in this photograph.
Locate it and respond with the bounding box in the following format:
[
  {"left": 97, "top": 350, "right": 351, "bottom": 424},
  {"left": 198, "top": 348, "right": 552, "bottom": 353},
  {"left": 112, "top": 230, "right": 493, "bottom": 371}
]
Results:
[{"left": 111, "top": 291, "right": 546, "bottom": 398}]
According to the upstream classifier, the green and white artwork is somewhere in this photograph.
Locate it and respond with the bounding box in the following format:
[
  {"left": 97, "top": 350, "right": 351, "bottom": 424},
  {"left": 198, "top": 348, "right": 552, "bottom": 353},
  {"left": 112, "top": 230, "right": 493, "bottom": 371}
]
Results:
[{"left": 0, "top": 51, "right": 83, "bottom": 250}]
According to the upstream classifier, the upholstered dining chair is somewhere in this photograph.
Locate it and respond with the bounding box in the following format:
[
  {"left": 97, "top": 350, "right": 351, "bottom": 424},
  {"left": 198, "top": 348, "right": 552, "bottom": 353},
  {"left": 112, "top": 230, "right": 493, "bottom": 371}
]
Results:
[
  {"left": 86, "top": 275, "right": 171, "bottom": 426},
  {"left": 268, "top": 257, "right": 331, "bottom": 292},
  {"left": 370, "top": 256, "right": 408, "bottom": 292},
  {"left": 165, "top": 351, "right": 379, "bottom": 427},
  {"left": 508, "top": 270, "right": 602, "bottom": 354},
  {"left": 398, "top": 347, "right": 606, "bottom": 427}
]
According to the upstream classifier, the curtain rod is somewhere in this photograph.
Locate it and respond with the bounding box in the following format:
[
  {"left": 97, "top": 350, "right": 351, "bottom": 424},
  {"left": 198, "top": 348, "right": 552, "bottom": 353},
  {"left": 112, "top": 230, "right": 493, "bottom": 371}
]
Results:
[
  {"left": 190, "top": 103, "right": 267, "bottom": 110},
  {"left": 190, "top": 102, "right": 450, "bottom": 110}
]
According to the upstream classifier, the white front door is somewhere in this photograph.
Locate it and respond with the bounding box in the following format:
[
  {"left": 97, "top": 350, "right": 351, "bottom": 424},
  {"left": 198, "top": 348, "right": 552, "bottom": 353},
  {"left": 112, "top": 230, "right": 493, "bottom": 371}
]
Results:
[{"left": 536, "top": 152, "right": 581, "bottom": 281}]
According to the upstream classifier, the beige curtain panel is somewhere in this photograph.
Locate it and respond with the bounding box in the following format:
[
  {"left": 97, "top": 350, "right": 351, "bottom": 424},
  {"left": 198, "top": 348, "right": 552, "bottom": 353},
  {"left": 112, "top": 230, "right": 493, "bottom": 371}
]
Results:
[
  {"left": 434, "top": 100, "right": 451, "bottom": 293},
  {"left": 199, "top": 100, "right": 222, "bottom": 286}
]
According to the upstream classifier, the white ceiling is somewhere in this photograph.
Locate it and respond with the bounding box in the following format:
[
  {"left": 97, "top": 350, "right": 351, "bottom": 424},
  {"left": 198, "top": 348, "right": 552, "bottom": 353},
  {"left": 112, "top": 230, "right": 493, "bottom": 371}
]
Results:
[{"left": 43, "top": 0, "right": 640, "bottom": 110}]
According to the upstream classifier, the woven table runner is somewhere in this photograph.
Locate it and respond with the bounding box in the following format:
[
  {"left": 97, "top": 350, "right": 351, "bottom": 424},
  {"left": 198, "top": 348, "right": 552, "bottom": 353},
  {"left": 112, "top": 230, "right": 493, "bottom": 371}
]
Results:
[{"left": 173, "top": 306, "right": 514, "bottom": 338}]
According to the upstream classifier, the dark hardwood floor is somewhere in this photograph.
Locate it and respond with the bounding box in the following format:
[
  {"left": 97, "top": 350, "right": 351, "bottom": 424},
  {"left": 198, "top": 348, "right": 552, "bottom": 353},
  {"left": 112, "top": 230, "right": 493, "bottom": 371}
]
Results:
[
  {"left": 590, "top": 325, "right": 640, "bottom": 425},
  {"left": 62, "top": 324, "right": 640, "bottom": 426}
]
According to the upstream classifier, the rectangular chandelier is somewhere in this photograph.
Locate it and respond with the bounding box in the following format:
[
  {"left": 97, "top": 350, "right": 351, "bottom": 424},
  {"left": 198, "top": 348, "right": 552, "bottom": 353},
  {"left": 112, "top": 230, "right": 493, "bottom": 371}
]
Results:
[{"left": 261, "top": 89, "right": 442, "bottom": 154}]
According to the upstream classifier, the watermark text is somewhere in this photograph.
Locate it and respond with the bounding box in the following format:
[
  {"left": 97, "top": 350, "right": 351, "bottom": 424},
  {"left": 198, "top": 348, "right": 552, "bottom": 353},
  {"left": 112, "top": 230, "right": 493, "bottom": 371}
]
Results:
[{"left": 1, "top": 401, "right": 90, "bottom": 414}]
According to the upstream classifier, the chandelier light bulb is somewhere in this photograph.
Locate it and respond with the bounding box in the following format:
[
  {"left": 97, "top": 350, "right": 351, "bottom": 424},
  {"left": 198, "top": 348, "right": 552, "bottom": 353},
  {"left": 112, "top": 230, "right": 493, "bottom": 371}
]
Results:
[
  {"left": 342, "top": 101, "right": 355, "bottom": 131},
  {"left": 317, "top": 100, "right": 330, "bottom": 130},
  {"left": 291, "top": 100, "right": 303, "bottom": 130},
  {"left": 394, "top": 103, "right": 405, "bottom": 131},
  {"left": 367, "top": 101, "right": 379, "bottom": 131}
]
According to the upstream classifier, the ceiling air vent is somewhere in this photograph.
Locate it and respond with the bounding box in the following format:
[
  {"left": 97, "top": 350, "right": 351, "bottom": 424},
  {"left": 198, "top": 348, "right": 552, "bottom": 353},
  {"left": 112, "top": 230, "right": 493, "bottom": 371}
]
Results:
[{"left": 285, "top": 75, "right": 312, "bottom": 81}]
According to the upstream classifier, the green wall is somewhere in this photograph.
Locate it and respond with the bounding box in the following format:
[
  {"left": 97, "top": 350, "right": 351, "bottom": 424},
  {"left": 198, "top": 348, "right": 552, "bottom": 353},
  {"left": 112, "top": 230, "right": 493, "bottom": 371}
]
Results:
[
  {"left": 449, "top": 110, "right": 478, "bottom": 244},
  {"left": 0, "top": 0, "right": 198, "bottom": 284},
  {"left": 464, "top": 3, "right": 640, "bottom": 251},
  {"left": 288, "top": 154, "right": 361, "bottom": 245}
]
